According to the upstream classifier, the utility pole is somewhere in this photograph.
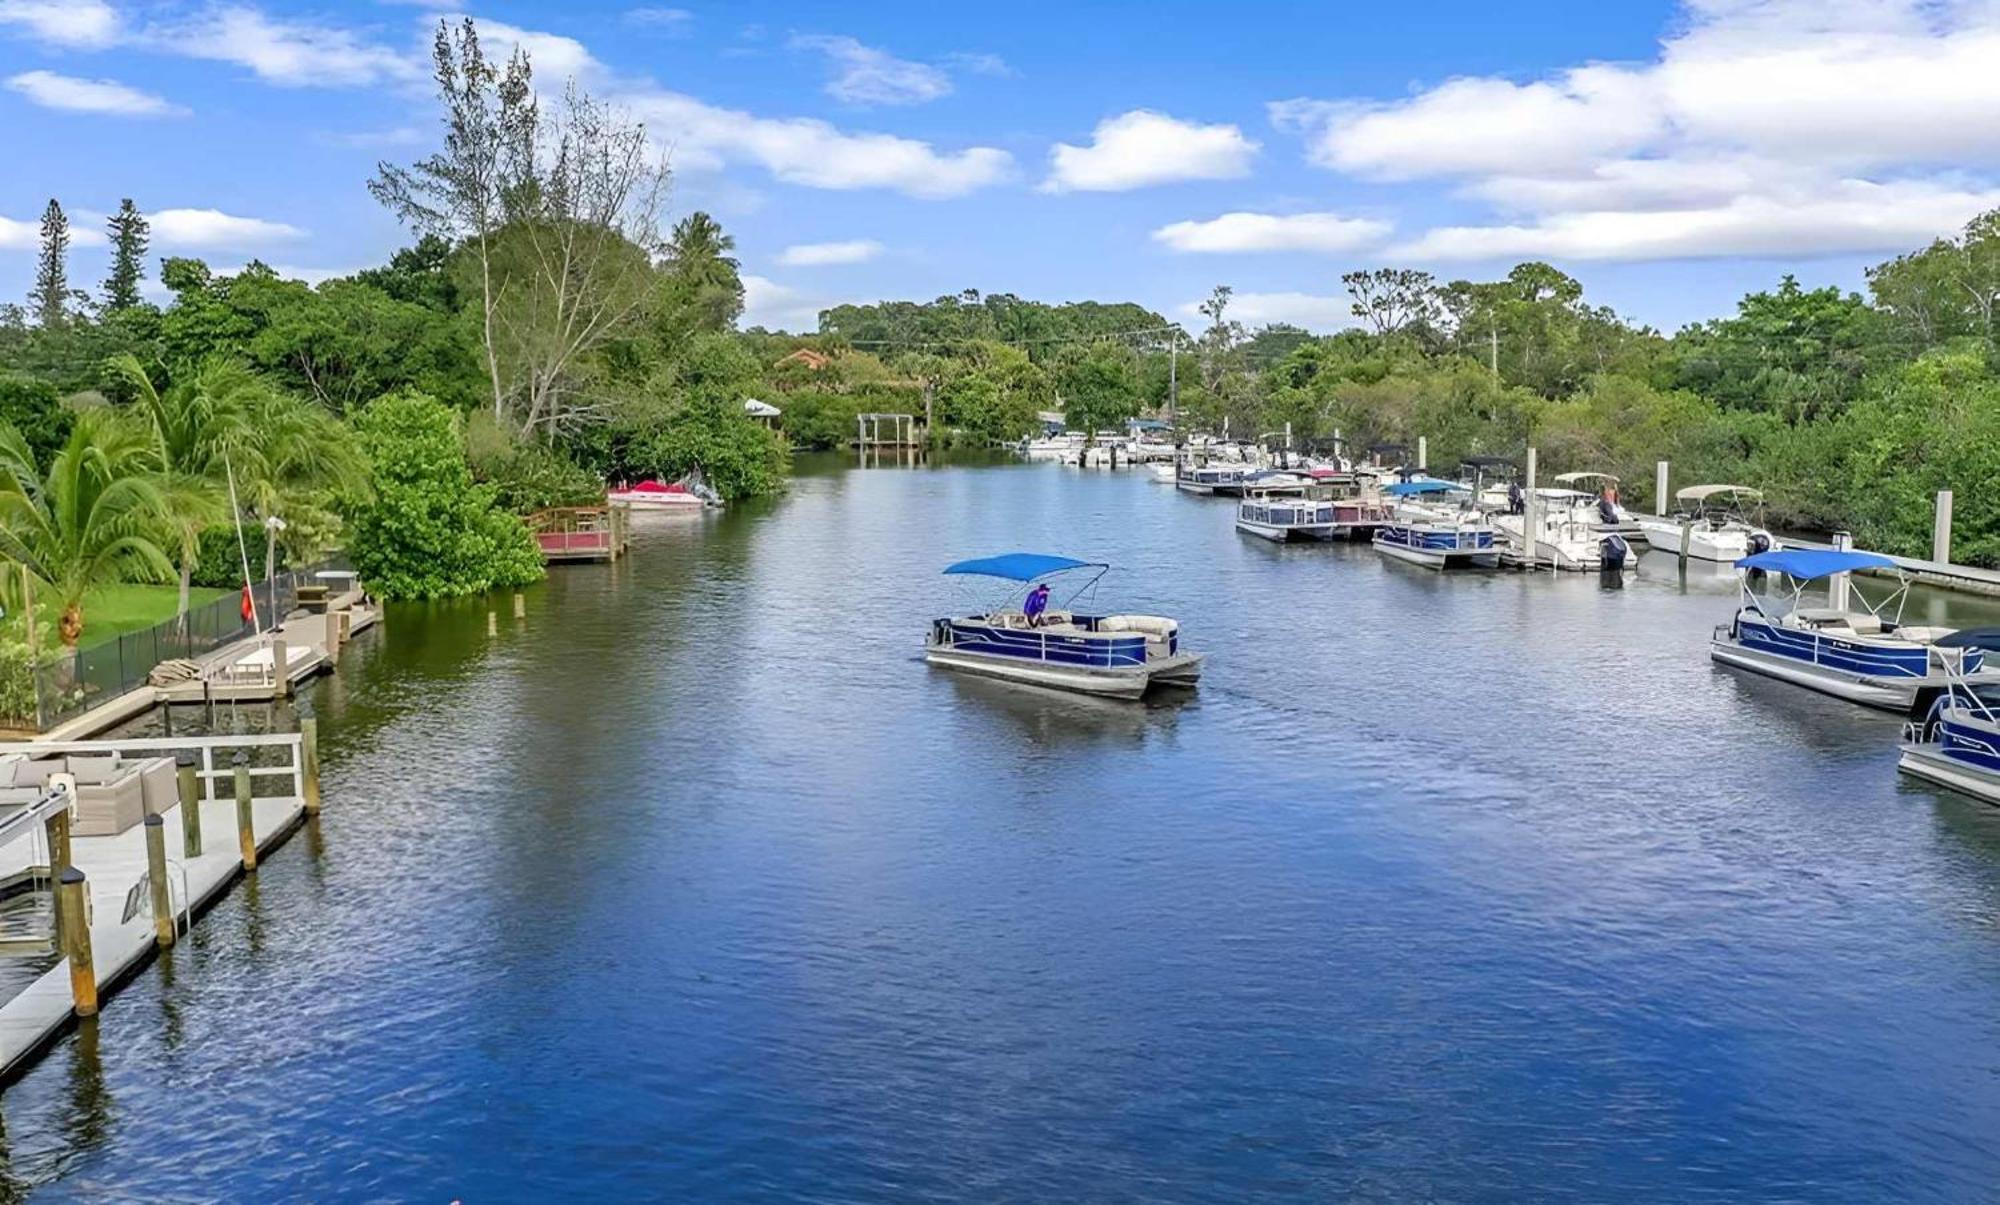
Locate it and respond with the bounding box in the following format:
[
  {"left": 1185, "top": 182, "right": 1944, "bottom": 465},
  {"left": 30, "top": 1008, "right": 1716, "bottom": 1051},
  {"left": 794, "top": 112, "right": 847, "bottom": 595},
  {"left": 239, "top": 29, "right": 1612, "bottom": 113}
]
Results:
[{"left": 1489, "top": 327, "right": 1500, "bottom": 380}]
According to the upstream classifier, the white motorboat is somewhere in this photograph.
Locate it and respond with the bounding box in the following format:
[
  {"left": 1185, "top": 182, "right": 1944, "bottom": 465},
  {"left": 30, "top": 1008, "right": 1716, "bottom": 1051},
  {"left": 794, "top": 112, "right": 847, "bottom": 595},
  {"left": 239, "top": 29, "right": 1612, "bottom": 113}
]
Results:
[
  {"left": 1372, "top": 480, "right": 1499, "bottom": 569},
  {"left": 1490, "top": 489, "right": 1635, "bottom": 571},
  {"left": 1552, "top": 471, "right": 1647, "bottom": 544},
  {"left": 607, "top": 476, "right": 717, "bottom": 510},
  {"left": 926, "top": 553, "right": 1204, "bottom": 699},
  {"left": 1711, "top": 548, "right": 1990, "bottom": 709},
  {"left": 1640, "top": 485, "right": 1776, "bottom": 561}
]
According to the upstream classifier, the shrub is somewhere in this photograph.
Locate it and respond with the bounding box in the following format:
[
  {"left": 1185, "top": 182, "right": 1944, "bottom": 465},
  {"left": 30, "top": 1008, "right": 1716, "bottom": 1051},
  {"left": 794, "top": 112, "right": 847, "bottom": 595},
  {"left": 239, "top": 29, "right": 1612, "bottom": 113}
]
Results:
[
  {"left": 190, "top": 525, "right": 287, "bottom": 588},
  {"left": 350, "top": 391, "right": 545, "bottom": 599}
]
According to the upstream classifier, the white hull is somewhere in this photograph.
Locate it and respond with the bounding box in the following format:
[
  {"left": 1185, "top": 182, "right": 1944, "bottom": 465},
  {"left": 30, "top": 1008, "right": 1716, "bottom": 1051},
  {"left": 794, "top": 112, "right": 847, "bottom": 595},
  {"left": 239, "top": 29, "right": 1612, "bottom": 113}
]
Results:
[
  {"left": 1708, "top": 639, "right": 1918, "bottom": 709},
  {"left": 1372, "top": 539, "right": 1499, "bottom": 570},
  {"left": 1899, "top": 744, "right": 2000, "bottom": 805},
  {"left": 1236, "top": 517, "right": 1334, "bottom": 542},
  {"left": 1639, "top": 520, "right": 1766, "bottom": 562},
  {"left": 924, "top": 647, "right": 1203, "bottom": 699},
  {"left": 611, "top": 496, "right": 707, "bottom": 511}
]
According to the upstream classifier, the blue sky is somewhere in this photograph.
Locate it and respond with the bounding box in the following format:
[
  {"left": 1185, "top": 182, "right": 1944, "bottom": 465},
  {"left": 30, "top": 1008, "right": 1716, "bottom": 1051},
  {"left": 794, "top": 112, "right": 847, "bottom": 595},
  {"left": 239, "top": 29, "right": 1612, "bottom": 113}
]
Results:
[{"left": 3, "top": 0, "right": 1997, "bottom": 334}]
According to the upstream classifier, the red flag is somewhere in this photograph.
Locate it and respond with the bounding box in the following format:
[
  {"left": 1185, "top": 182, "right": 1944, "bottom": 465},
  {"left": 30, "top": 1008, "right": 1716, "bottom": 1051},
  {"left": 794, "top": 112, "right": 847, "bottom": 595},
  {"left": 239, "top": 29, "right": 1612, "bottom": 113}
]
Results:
[{"left": 240, "top": 585, "right": 254, "bottom": 622}]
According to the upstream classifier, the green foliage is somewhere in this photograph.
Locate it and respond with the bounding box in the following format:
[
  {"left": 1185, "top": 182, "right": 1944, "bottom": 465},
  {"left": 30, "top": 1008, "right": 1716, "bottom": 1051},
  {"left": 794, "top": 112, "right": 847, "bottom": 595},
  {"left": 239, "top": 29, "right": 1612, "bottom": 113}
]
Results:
[
  {"left": 102, "top": 200, "right": 150, "bottom": 313},
  {"left": 350, "top": 391, "right": 543, "bottom": 599},
  {"left": 465, "top": 412, "right": 605, "bottom": 513},
  {"left": 0, "top": 637, "right": 35, "bottom": 727},
  {"left": 1057, "top": 345, "right": 1140, "bottom": 439},
  {"left": 0, "top": 375, "right": 74, "bottom": 468},
  {"left": 582, "top": 336, "right": 786, "bottom": 499},
  {"left": 190, "top": 524, "right": 283, "bottom": 588}
]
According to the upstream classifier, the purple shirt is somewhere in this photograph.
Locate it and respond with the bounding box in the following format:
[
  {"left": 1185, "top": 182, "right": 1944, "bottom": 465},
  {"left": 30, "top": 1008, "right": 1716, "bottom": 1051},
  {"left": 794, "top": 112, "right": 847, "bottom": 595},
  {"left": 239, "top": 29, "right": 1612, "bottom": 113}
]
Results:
[{"left": 1023, "top": 585, "right": 1050, "bottom": 620}]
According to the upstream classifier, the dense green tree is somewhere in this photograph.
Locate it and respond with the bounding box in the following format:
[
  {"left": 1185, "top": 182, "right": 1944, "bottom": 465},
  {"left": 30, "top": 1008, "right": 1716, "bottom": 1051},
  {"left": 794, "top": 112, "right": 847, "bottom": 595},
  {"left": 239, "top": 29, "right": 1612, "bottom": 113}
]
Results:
[
  {"left": 0, "top": 375, "right": 74, "bottom": 468},
  {"left": 349, "top": 390, "right": 543, "bottom": 599},
  {"left": 101, "top": 200, "right": 150, "bottom": 312},
  {"left": 1058, "top": 344, "right": 1140, "bottom": 441},
  {"left": 656, "top": 211, "right": 744, "bottom": 342}
]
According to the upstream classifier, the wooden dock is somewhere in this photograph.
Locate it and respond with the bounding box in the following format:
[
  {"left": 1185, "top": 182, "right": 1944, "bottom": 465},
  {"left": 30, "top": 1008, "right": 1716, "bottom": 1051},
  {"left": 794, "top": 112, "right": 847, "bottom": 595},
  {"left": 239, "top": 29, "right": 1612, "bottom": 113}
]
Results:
[
  {"left": 0, "top": 733, "right": 313, "bottom": 1081},
  {"left": 530, "top": 505, "right": 629, "bottom": 564}
]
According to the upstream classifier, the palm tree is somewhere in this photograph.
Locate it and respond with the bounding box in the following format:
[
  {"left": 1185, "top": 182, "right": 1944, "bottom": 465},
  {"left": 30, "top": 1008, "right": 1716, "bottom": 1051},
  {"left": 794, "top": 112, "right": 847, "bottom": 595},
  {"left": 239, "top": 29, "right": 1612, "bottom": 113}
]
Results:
[
  {"left": 667, "top": 212, "right": 738, "bottom": 284},
  {"left": 109, "top": 355, "right": 261, "bottom": 620},
  {"left": 237, "top": 391, "right": 370, "bottom": 585},
  {"left": 0, "top": 414, "right": 173, "bottom": 646}
]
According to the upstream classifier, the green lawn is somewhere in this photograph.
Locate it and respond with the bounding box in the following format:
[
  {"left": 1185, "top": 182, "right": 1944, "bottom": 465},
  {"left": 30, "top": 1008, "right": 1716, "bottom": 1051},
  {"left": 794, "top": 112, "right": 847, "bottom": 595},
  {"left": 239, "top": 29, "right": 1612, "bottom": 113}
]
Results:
[{"left": 30, "top": 583, "right": 230, "bottom": 648}]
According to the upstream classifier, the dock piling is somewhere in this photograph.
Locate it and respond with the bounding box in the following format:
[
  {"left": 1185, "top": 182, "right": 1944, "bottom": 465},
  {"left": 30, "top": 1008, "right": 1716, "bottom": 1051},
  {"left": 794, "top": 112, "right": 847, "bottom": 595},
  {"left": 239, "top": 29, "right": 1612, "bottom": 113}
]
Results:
[
  {"left": 1417, "top": 436, "right": 1428, "bottom": 471},
  {"left": 56, "top": 868, "right": 95, "bottom": 1017},
  {"left": 301, "top": 716, "right": 321, "bottom": 815},
  {"left": 1524, "top": 447, "right": 1539, "bottom": 572},
  {"left": 1830, "top": 532, "right": 1854, "bottom": 612},
  {"left": 176, "top": 754, "right": 202, "bottom": 857},
  {"left": 1678, "top": 517, "right": 1692, "bottom": 575},
  {"left": 1934, "top": 490, "right": 1954, "bottom": 565},
  {"left": 272, "top": 638, "right": 290, "bottom": 699},
  {"left": 513, "top": 592, "right": 525, "bottom": 620},
  {"left": 487, "top": 611, "right": 497, "bottom": 637},
  {"left": 144, "top": 815, "right": 174, "bottom": 948},
  {"left": 232, "top": 753, "right": 257, "bottom": 872},
  {"left": 1655, "top": 460, "right": 1670, "bottom": 514}
]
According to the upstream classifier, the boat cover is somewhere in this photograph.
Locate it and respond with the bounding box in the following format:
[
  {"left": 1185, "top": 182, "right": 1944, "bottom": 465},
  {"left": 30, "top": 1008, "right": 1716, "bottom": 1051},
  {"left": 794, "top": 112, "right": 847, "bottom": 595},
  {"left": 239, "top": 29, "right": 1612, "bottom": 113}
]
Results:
[
  {"left": 1935, "top": 627, "right": 2000, "bottom": 652},
  {"left": 943, "top": 553, "right": 1105, "bottom": 581},
  {"left": 1384, "top": 480, "right": 1462, "bottom": 496},
  {"left": 1735, "top": 548, "right": 1896, "bottom": 578}
]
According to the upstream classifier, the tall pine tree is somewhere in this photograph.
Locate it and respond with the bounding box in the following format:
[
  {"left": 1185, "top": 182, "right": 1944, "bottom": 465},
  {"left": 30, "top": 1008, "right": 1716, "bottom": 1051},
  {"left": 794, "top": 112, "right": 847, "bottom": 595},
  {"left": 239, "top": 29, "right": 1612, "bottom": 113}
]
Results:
[
  {"left": 102, "top": 199, "right": 149, "bottom": 311},
  {"left": 31, "top": 198, "right": 69, "bottom": 328}
]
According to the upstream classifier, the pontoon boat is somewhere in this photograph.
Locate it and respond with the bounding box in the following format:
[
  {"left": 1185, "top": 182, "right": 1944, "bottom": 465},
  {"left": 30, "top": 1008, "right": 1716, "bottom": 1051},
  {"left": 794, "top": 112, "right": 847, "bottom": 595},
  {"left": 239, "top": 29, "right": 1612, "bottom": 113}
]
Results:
[
  {"left": 1236, "top": 475, "right": 1338, "bottom": 541},
  {"left": 1900, "top": 641, "right": 2000, "bottom": 805},
  {"left": 925, "top": 553, "right": 1204, "bottom": 699},
  {"left": 1711, "top": 548, "right": 1987, "bottom": 708},
  {"left": 1372, "top": 480, "right": 1499, "bottom": 569}
]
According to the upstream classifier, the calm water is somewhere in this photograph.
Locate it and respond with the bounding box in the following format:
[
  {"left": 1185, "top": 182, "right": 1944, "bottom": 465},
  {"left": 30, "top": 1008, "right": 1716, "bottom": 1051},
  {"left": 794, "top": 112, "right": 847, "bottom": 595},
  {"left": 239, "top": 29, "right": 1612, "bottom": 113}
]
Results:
[{"left": 5, "top": 455, "right": 2000, "bottom": 1202}]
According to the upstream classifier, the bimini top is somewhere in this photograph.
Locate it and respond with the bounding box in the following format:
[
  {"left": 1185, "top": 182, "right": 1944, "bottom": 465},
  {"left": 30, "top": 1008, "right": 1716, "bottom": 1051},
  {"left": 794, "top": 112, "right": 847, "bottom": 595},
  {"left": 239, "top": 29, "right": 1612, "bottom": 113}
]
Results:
[
  {"left": 1385, "top": 479, "right": 1463, "bottom": 496},
  {"left": 942, "top": 552, "right": 1106, "bottom": 581},
  {"left": 1554, "top": 471, "right": 1619, "bottom": 486},
  {"left": 1677, "top": 483, "right": 1764, "bottom": 503},
  {"left": 1736, "top": 548, "right": 1896, "bottom": 578}
]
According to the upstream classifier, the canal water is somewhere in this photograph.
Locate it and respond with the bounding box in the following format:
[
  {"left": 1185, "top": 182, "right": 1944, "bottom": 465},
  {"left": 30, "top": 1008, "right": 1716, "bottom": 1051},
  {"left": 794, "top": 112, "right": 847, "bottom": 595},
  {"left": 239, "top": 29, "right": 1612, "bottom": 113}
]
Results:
[{"left": 5, "top": 455, "right": 2000, "bottom": 1202}]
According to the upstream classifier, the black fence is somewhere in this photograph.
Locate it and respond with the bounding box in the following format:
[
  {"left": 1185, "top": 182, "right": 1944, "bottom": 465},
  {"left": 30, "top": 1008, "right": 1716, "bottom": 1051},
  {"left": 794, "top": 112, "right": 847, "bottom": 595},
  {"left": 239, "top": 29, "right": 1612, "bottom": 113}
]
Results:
[{"left": 26, "top": 563, "right": 342, "bottom": 731}]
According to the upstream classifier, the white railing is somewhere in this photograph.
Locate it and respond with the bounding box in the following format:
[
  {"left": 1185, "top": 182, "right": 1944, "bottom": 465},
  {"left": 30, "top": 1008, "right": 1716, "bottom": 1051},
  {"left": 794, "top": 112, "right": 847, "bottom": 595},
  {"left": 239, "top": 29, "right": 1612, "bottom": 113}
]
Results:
[{"left": 3, "top": 733, "right": 304, "bottom": 804}]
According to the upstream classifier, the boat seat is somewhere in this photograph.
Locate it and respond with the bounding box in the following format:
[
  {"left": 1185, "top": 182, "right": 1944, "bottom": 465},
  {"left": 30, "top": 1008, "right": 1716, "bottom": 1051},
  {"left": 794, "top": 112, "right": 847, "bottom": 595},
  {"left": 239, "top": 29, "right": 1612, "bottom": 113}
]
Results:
[
  {"left": 1843, "top": 614, "right": 1885, "bottom": 635},
  {"left": 1896, "top": 625, "right": 1956, "bottom": 644}
]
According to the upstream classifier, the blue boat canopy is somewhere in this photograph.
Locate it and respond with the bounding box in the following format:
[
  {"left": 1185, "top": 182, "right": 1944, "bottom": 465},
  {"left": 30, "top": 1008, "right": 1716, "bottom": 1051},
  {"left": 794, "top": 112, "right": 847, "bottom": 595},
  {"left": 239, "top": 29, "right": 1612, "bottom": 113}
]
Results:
[
  {"left": 1736, "top": 548, "right": 1897, "bottom": 578},
  {"left": 1385, "top": 479, "right": 1461, "bottom": 496},
  {"left": 943, "top": 553, "right": 1106, "bottom": 581}
]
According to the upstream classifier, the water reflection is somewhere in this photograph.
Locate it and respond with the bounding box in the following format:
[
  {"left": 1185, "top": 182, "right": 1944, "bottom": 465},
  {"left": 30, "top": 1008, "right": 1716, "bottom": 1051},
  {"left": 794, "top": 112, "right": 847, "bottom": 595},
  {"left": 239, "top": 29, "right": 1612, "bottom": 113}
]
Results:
[{"left": 940, "top": 672, "right": 1190, "bottom": 750}]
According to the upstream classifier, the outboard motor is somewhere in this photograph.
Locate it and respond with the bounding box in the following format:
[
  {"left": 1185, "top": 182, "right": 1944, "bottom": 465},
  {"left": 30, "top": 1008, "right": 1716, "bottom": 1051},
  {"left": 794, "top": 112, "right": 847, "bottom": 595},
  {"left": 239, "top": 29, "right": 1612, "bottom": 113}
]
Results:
[
  {"left": 1748, "top": 532, "right": 1772, "bottom": 555},
  {"left": 1600, "top": 534, "right": 1630, "bottom": 571}
]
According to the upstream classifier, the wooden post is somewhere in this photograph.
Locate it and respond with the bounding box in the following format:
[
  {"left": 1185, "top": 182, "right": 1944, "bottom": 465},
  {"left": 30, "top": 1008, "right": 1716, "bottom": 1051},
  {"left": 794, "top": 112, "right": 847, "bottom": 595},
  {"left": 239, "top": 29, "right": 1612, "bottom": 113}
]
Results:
[
  {"left": 1936, "top": 488, "right": 1952, "bottom": 564},
  {"left": 323, "top": 608, "right": 341, "bottom": 666},
  {"left": 512, "top": 592, "right": 525, "bottom": 620},
  {"left": 1417, "top": 436, "right": 1428, "bottom": 471},
  {"left": 1524, "top": 447, "right": 1539, "bottom": 571},
  {"left": 1655, "top": 460, "right": 1670, "bottom": 516},
  {"left": 301, "top": 716, "right": 322, "bottom": 815},
  {"left": 271, "top": 637, "right": 290, "bottom": 698},
  {"left": 233, "top": 753, "right": 256, "bottom": 872},
  {"left": 1678, "top": 517, "right": 1692, "bottom": 574},
  {"left": 144, "top": 814, "right": 174, "bottom": 948},
  {"left": 176, "top": 753, "right": 202, "bottom": 857},
  {"left": 56, "top": 867, "right": 95, "bottom": 1017}
]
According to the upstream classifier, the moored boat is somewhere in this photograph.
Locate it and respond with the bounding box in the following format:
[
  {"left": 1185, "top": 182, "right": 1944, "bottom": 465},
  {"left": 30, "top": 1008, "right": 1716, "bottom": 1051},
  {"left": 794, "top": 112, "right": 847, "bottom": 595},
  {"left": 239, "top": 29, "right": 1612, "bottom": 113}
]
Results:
[
  {"left": 608, "top": 477, "right": 718, "bottom": 510},
  {"left": 925, "top": 553, "right": 1204, "bottom": 699},
  {"left": 1639, "top": 485, "right": 1775, "bottom": 561},
  {"left": 1372, "top": 480, "right": 1499, "bottom": 569},
  {"left": 1899, "top": 633, "right": 2000, "bottom": 804},
  {"left": 1236, "top": 475, "right": 1337, "bottom": 541},
  {"left": 1711, "top": 548, "right": 1990, "bottom": 709}
]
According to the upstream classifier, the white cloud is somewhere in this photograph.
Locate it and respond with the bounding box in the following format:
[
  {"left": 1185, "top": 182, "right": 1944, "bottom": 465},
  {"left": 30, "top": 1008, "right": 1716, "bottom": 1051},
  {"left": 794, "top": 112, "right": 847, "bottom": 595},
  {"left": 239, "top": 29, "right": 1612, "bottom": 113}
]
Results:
[
  {"left": 1392, "top": 177, "right": 2000, "bottom": 262},
  {"left": 5, "top": 70, "right": 185, "bottom": 117},
  {"left": 0, "top": 214, "right": 106, "bottom": 250},
  {"left": 1152, "top": 211, "right": 1390, "bottom": 255},
  {"left": 1044, "top": 110, "right": 1258, "bottom": 192},
  {"left": 151, "top": 209, "right": 305, "bottom": 250},
  {"left": 1270, "top": 66, "right": 1662, "bottom": 181},
  {"left": 1279, "top": 0, "right": 2000, "bottom": 262},
  {"left": 624, "top": 88, "right": 1012, "bottom": 198},
  {"left": 741, "top": 274, "right": 827, "bottom": 331},
  {"left": 776, "top": 240, "right": 884, "bottom": 266},
  {"left": 0, "top": 0, "right": 119, "bottom": 48},
  {"left": 791, "top": 34, "right": 950, "bottom": 106},
  {"left": 944, "top": 51, "right": 1011, "bottom": 78},
  {"left": 463, "top": 17, "right": 600, "bottom": 86},
  {"left": 1176, "top": 291, "right": 1356, "bottom": 333},
  {"left": 154, "top": 6, "right": 416, "bottom": 87},
  {"left": 625, "top": 7, "right": 692, "bottom": 29}
]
